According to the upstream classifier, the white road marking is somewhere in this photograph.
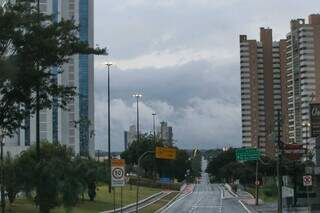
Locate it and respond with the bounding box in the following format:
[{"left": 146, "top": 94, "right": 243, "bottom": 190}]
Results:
[
  {"left": 191, "top": 205, "right": 222, "bottom": 208},
  {"left": 238, "top": 200, "right": 252, "bottom": 213},
  {"left": 161, "top": 190, "right": 193, "bottom": 211}
]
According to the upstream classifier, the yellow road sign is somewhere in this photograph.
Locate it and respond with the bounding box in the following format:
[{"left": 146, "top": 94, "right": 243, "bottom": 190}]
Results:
[{"left": 155, "top": 147, "right": 176, "bottom": 160}]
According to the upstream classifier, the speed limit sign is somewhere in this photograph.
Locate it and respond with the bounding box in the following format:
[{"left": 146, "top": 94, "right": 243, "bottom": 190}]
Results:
[
  {"left": 111, "top": 159, "right": 125, "bottom": 187},
  {"left": 303, "top": 175, "right": 312, "bottom": 186},
  {"left": 112, "top": 168, "right": 124, "bottom": 179}
]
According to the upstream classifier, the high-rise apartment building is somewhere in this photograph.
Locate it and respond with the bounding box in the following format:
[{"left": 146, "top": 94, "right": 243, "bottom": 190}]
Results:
[
  {"left": 4, "top": 0, "right": 95, "bottom": 157},
  {"left": 286, "top": 14, "right": 320, "bottom": 145},
  {"left": 159, "top": 121, "right": 173, "bottom": 147},
  {"left": 240, "top": 28, "right": 287, "bottom": 156}
]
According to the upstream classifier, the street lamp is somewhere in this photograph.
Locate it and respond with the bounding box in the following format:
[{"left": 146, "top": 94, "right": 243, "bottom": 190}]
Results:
[
  {"left": 105, "top": 62, "right": 113, "bottom": 193},
  {"left": 133, "top": 94, "right": 142, "bottom": 144}
]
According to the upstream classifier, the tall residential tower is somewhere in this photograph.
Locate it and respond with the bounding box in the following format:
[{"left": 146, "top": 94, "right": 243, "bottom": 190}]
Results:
[
  {"left": 286, "top": 14, "right": 320, "bottom": 145},
  {"left": 240, "top": 28, "right": 287, "bottom": 156}
]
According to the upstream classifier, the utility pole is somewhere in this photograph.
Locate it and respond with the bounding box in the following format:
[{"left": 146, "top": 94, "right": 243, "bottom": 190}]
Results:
[
  {"left": 106, "top": 62, "right": 112, "bottom": 193},
  {"left": 0, "top": 134, "right": 4, "bottom": 213},
  {"left": 276, "top": 109, "right": 283, "bottom": 213},
  {"left": 36, "top": 0, "right": 41, "bottom": 162},
  {"left": 255, "top": 136, "right": 260, "bottom": 205}
]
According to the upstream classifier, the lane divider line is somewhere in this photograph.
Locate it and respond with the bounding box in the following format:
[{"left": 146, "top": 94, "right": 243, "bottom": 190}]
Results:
[{"left": 238, "top": 200, "right": 252, "bottom": 213}]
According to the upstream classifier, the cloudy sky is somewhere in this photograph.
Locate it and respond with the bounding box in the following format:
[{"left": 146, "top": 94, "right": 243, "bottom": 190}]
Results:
[{"left": 93, "top": 0, "right": 319, "bottom": 151}]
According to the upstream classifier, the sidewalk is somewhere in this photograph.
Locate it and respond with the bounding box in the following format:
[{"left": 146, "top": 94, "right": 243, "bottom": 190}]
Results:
[
  {"left": 181, "top": 184, "right": 194, "bottom": 195},
  {"left": 237, "top": 188, "right": 277, "bottom": 213}
]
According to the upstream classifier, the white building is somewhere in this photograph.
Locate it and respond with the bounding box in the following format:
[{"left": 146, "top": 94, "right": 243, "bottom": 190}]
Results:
[
  {"left": 3, "top": 0, "right": 95, "bottom": 157},
  {"left": 286, "top": 15, "right": 320, "bottom": 145},
  {"left": 124, "top": 125, "right": 137, "bottom": 149},
  {"left": 158, "top": 121, "right": 173, "bottom": 147}
]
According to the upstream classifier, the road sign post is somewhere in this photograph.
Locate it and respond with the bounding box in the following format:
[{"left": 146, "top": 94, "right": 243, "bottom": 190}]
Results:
[
  {"left": 111, "top": 159, "right": 125, "bottom": 187},
  {"left": 303, "top": 175, "right": 312, "bottom": 213},
  {"left": 111, "top": 159, "right": 125, "bottom": 212}
]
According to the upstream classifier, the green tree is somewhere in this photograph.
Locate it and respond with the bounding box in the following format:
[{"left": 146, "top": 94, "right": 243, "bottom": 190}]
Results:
[
  {"left": 16, "top": 148, "right": 37, "bottom": 197},
  {"left": 122, "top": 134, "right": 162, "bottom": 177},
  {"left": 0, "top": 0, "right": 105, "bottom": 143},
  {"left": 3, "top": 153, "right": 20, "bottom": 205},
  {"left": 61, "top": 161, "right": 82, "bottom": 213}
]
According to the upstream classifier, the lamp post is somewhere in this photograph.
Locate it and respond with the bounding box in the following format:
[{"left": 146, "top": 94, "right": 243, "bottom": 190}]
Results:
[
  {"left": 133, "top": 94, "right": 142, "bottom": 144},
  {"left": 106, "top": 62, "right": 112, "bottom": 193}
]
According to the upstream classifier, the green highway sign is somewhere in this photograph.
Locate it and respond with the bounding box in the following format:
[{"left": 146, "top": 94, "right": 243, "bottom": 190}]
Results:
[{"left": 236, "top": 148, "right": 261, "bottom": 161}]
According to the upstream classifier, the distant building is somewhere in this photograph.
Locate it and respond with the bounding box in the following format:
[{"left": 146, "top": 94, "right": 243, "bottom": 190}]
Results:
[
  {"left": 124, "top": 125, "right": 137, "bottom": 149},
  {"left": 159, "top": 121, "right": 173, "bottom": 147}
]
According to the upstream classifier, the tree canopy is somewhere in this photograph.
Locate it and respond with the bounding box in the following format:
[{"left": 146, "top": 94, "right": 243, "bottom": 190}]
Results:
[{"left": 0, "top": 0, "right": 106, "bottom": 138}]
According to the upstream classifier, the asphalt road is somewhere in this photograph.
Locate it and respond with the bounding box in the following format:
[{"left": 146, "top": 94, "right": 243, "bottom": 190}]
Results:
[{"left": 163, "top": 159, "right": 250, "bottom": 213}]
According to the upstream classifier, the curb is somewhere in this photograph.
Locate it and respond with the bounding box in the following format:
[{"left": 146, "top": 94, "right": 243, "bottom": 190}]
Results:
[
  {"left": 224, "top": 183, "right": 238, "bottom": 197},
  {"left": 100, "top": 192, "right": 163, "bottom": 213},
  {"left": 155, "top": 191, "right": 181, "bottom": 213},
  {"left": 156, "top": 184, "right": 194, "bottom": 213}
]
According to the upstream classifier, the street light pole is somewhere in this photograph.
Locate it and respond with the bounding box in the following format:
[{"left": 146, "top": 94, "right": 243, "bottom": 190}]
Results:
[{"left": 106, "top": 62, "right": 112, "bottom": 193}]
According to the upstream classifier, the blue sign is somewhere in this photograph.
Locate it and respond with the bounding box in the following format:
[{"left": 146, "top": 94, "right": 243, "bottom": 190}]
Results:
[{"left": 159, "top": 177, "right": 171, "bottom": 184}]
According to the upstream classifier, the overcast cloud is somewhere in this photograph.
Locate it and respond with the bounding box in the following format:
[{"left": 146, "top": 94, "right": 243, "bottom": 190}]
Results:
[{"left": 93, "top": 0, "right": 320, "bottom": 151}]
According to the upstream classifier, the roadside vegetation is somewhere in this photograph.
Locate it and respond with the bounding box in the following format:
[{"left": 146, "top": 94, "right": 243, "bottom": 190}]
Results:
[
  {"left": 206, "top": 148, "right": 307, "bottom": 203},
  {"left": 4, "top": 185, "right": 160, "bottom": 213},
  {"left": 121, "top": 133, "right": 201, "bottom": 184}
]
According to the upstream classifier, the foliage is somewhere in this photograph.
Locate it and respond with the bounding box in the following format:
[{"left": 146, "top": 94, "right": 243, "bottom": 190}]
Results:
[
  {"left": 206, "top": 148, "right": 275, "bottom": 184},
  {"left": 121, "top": 133, "right": 193, "bottom": 182},
  {"left": 0, "top": 0, "right": 106, "bottom": 139},
  {"left": 3, "top": 142, "right": 104, "bottom": 213},
  {"left": 3, "top": 153, "right": 20, "bottom": 204}
]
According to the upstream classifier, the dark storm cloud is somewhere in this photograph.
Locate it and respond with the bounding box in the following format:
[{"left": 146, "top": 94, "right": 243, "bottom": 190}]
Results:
[{"left": 94, "top": 0, "right": 320, "bottom": 151}]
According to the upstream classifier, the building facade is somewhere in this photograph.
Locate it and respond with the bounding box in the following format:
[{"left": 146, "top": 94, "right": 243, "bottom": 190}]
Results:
[
  {"left": 4, "top": 0, "right": 95, "bottom": 157},
  {"left": 124, "top": 125, "right": 137, "bottom": 149},
  {"left": 240, "top": 28, "right": 287, "bottom": 156},
  {"left": 159, "top": 121, "right": 173, "bottom": 147},
  {"left": 286, "top": 14, "right": 320, "bottom": 145}
]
